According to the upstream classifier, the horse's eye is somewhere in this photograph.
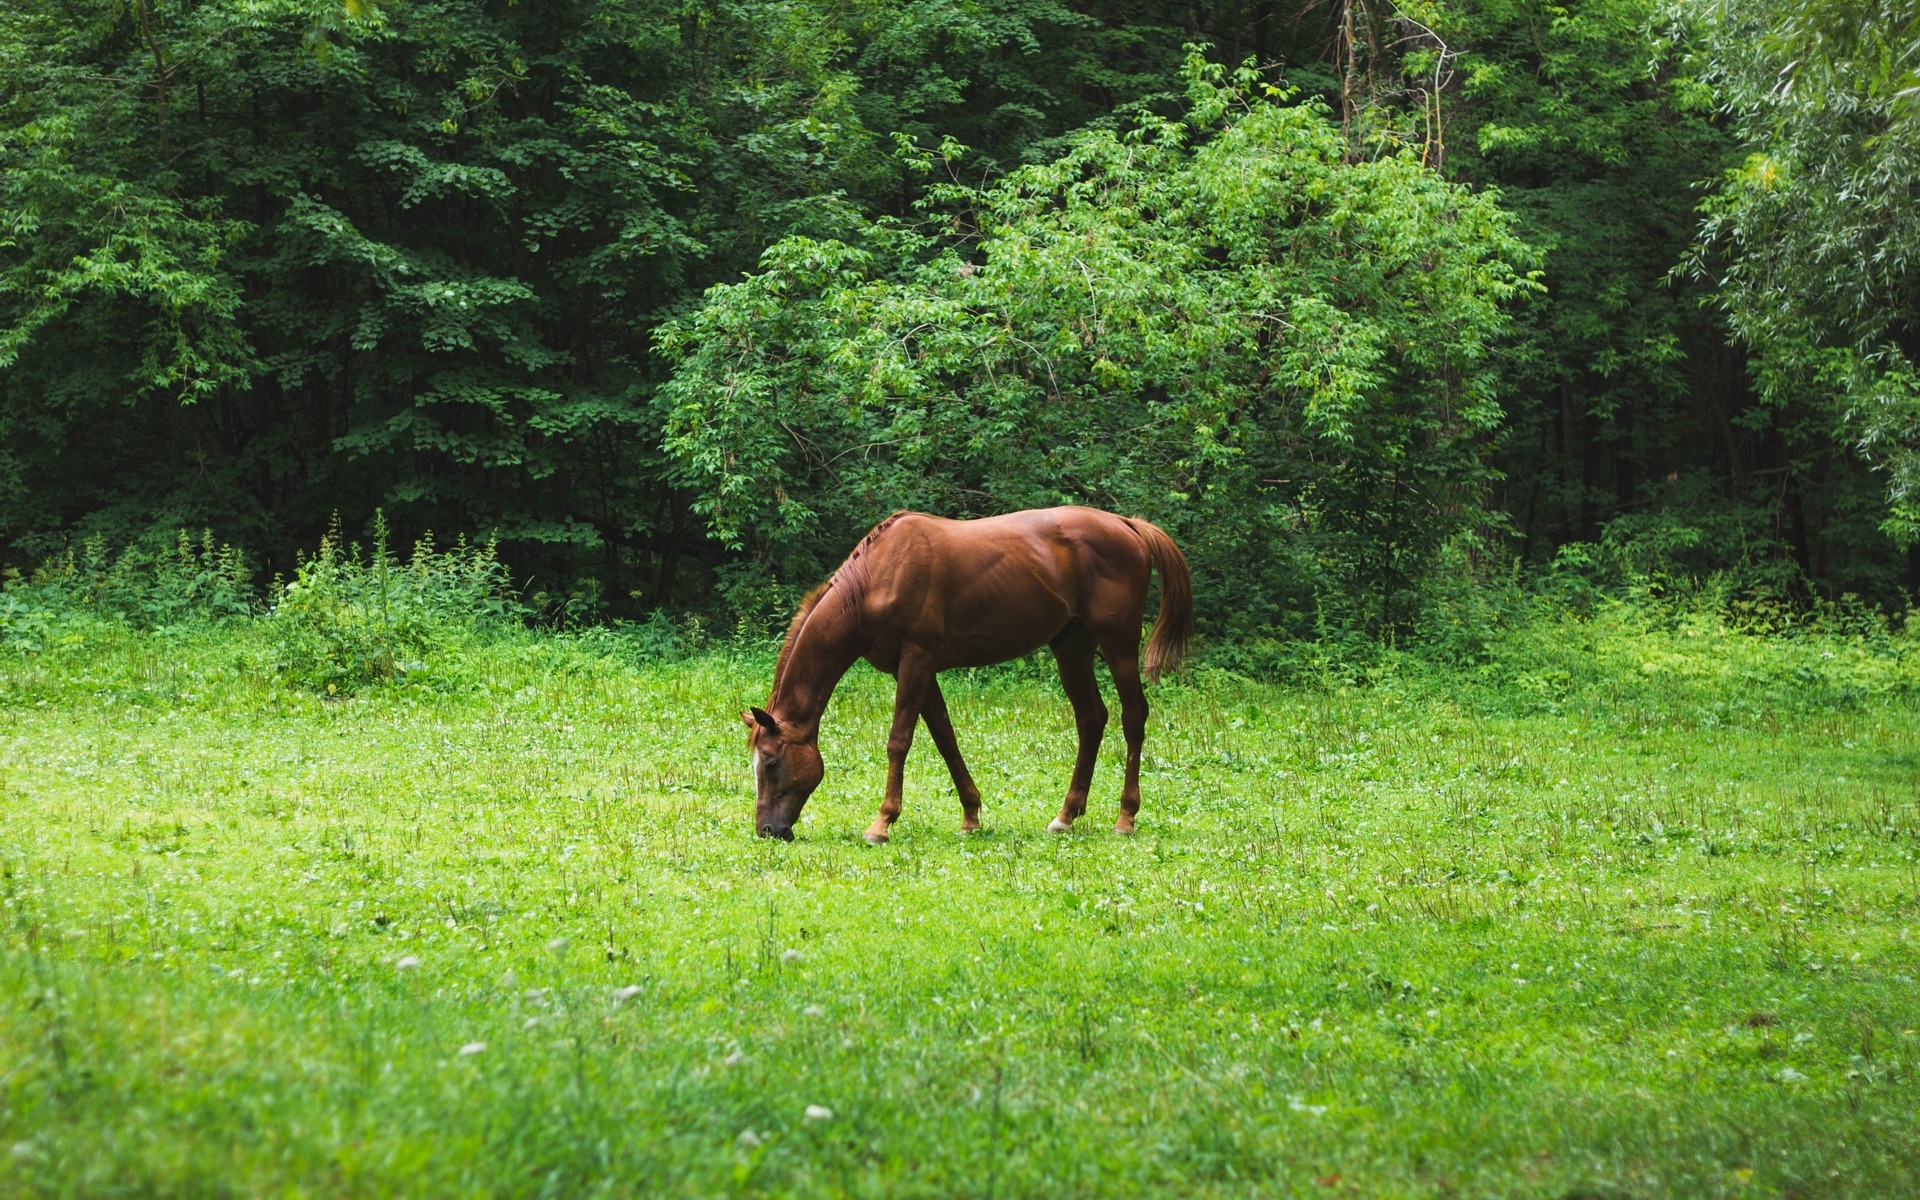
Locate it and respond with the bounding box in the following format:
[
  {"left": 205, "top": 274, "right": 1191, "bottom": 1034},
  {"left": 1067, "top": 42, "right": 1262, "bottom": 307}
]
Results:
[{"left": 763, "top": 757, "right": 781, "bottom": 777}]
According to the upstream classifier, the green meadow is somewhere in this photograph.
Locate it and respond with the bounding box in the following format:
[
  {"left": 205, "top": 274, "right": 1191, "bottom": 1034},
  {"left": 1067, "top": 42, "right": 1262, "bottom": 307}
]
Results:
[{"left": 3, "top": 611, "right": 1919, "bottom": 1198}]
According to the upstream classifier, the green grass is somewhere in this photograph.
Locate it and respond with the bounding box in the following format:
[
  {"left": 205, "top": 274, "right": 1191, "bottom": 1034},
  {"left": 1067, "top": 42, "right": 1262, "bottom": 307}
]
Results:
[{"left": 3, "top": 613, "right": 1919, "bottom": 1198}]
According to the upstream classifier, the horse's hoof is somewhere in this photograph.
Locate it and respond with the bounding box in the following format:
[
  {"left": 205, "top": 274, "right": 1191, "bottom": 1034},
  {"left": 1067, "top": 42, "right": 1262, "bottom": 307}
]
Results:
[
  {"left": 1113, "top": 822, "right": 1135, "bottom": 835},
  {"left": 1047, "top": 818, "right": 1072, "bottom": 834},
  {"left": 863, "top": 830, "right": 890, "bottom": 845},
  {"left": 960, "top": 824, "right": 980, "bottom": 835}
]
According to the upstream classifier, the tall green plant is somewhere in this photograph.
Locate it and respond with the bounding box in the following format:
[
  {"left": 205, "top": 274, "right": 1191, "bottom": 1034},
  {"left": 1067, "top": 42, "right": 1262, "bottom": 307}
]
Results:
[
  {"left": 661, "top": 56, "right": 1539, "bottom": 635},
  {"left": 267, "top": 514, "right": 521, "bottom": 693}
]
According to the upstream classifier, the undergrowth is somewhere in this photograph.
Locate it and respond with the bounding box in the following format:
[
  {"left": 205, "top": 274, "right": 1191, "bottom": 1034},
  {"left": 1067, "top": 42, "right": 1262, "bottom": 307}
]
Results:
[
  {"left": 2, "top": 525, "right": 1914, "bottom": 715},
  {"left": 0, "top": 530, "right": 251, "bottom": 650},
  {"left": 265, "top": 515, "right": 524, "bottom": 694}
]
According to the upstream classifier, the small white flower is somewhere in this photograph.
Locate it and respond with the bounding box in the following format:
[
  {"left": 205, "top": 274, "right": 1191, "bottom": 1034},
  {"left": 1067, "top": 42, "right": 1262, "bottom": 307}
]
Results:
[
  {"left": 1777, "top": 1067, "right": 1807, "bottom": 1083},
  {"left": 458, "top": 1041, "right": 486, "bottom": 1056},
  {"left": 736, "top": 1130, "right": 764, "bottom": 1148},
  {"left": 1288, "top": 1099, "right": 1328, "bottom": 1116},
  {"left": 614, "top": 985, "right": 644, "bottom": 1002},
  {"left": 546, "top": 937, "right": 571, "bottom": 954},
  {"left": 723, "top": 1049, "right": 745, "bottom": 1066},
  {"left": 804, "top": 1105, "right": 833, "bottom": 1121},
  {"left": 802, "top": 1005, "right": 824, "bottom": 1017},
  {"left": 524, "top": 1017, "right": 539, "bottom": 1029},
  {"left": 780, "top": 949, "right": 803, "bottom": 963},
  {"left": 395, "top": 955, "right": 421, "bottom": 970}
]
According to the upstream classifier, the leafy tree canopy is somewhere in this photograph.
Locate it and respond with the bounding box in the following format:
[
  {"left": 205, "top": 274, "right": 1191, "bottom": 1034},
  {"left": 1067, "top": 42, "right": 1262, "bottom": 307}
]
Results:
[
  {"left": 1685, "top": 0, "right": 1920, "bottom": 543},
  {"left": 660, "top": 56, "right": 1540, "bottom": 633},
  {"left": 2, "top": 0, "right": 1915, "bottom": 629}
]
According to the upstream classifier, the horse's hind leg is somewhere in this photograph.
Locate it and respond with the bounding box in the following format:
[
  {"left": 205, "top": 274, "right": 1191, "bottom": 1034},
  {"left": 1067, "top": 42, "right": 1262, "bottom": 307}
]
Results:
[
  {"left": 867, "top": 648, "right": 934, "bottom": 845},
  {"left": 1100, "top": 645, "right": 1149, "bottom": 834},
  {"left": 1048, "top": 625, "right": 1107, "bottom": 833},
  {"left": 920, "top": 678, "right": 983, "bottom": 833}
]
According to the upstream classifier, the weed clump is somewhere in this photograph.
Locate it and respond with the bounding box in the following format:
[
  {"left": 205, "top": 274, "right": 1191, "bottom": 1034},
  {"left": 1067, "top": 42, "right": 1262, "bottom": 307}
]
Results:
[
  {"left": 266, "top": 515, "right": 523, "bottom": 694},
  {"left": 1, "top": 531, "right": 252, "bottom": 651}
]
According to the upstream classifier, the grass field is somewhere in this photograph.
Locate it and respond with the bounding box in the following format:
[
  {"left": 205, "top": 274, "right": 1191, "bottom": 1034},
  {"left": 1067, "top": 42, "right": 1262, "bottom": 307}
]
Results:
[{"left": 3, "top": 610, "right": 1919, "bottom": 1197}]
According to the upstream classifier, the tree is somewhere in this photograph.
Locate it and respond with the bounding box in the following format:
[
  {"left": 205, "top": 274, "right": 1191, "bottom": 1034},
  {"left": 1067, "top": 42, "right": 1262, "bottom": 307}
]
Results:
[
  {"left": 0, "top": 0, "right": 1202, "bottom": 604},
  {"left": 1687, "top": 0, "right": 1920, "bottom": 545},
  {"left": 660, "top": 57, "right": 1539, "bottom": 634}
]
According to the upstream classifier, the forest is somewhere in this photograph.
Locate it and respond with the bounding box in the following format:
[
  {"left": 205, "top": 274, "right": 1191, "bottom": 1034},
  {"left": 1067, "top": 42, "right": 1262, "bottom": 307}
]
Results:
[{"left": 4, "top": 0, "right": 1917, "bottom": 641}]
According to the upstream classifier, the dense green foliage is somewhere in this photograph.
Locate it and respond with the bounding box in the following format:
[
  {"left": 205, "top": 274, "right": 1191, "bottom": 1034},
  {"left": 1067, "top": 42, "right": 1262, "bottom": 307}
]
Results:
[
  {"left": 0, "top": 0, "right": 1202, "bottom": 591},
  {"left": 1687, "top": 0, "right": 1920, "bottom": 545},
  {"left": 0, "top": 530, "right": 254, "bottom": 645},
  {"left": 662, "top": 62, "right": 1535, "bottom": 633},
  {"left": 265, "top": 516, "right": 522, "bottom": 693},
  {"left": 1436, "top": 0, "right": 1737, "bottom": 550},
  {"left": 2, "top": 0, "right": 1917, "bottom": 632},
  {"left": 4, "top": 614, "right": 1919, "bottom": 1195}
]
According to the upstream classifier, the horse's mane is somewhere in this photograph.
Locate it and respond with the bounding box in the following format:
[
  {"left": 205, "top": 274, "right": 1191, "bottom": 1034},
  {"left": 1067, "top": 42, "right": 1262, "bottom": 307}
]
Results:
[
  {"left": 771, "top": 581, "right": 831, "bottom": 695},
  {"left": 770, "top": 512, "right": 912, "bottom": 695}
]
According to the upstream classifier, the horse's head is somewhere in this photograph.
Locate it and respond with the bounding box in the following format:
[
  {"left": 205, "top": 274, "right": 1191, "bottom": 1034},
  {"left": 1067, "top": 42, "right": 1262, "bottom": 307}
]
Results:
[{"left": 742, "top": 706, "right": 823, "bottom": 840}]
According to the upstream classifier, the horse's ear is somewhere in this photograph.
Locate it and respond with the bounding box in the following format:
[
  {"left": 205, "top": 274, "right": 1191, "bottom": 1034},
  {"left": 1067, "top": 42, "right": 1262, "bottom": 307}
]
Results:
[
  {"left": 748, "top": 706, "right": 780, "bottom": 734},
  {"left": 740, "top": 709, "right": 757, "bottom": 729}
]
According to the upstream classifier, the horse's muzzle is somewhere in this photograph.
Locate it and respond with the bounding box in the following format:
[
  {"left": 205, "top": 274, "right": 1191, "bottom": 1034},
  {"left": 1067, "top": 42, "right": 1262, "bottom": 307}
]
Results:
[{"left": 758, "top": 824, "right": 795, "bottom": 841}]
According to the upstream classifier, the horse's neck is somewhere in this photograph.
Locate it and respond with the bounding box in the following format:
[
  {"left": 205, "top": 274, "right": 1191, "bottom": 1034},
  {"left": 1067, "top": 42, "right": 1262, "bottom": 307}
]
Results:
[{"left": 769, "top": 594, "right": 864, "bottom": 734}]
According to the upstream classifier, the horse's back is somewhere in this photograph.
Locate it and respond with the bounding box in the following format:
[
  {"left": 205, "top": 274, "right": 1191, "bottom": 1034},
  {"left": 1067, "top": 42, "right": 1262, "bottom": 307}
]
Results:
[
  {"left": 878, "top": 506, "right": 1147, "bottom": 591},
  {"left": 858, "top": 507, "right": 1151, "bottom": 668}
]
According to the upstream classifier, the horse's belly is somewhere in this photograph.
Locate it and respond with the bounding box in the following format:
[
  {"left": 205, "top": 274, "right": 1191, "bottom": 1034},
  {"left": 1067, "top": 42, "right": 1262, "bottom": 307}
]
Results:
[
  {"left": 930, "top": 595, "right": 1074, "bottom": 668},
  {"left": 937, "top": 631, "right": 1057, "bottom": 671},
  {"left": 865, "top": 621, "right": 1060, "bottom": 674}
]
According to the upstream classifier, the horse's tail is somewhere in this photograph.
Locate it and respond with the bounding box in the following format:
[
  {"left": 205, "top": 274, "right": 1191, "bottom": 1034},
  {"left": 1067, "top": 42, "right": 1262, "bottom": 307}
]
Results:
[{"left": 1125, "top": 517, "right": 1194, "bottom": 683}]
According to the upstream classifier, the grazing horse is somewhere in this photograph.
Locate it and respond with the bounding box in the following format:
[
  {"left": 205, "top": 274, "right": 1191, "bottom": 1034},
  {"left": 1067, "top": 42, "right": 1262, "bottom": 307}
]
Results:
[{"left": 742, "top": 506, "right": 1192, "bottom": 843}]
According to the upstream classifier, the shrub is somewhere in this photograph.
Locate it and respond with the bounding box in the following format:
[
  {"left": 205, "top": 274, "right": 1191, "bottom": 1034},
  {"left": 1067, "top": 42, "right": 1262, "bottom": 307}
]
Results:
[
  {"left": 659, "top": 55, "right": 1538, "bottom": 639},
  {"left": 0, "top": 531, "right": 252, "bottom": 650},
  {"left": 266, "top": 515, "right": 524, "bottom": 694}
]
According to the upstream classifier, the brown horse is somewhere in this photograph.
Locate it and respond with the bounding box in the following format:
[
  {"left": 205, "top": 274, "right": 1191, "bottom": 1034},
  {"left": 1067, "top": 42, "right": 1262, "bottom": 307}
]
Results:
[{"left": 741, "top": 506, "right": 1192, "bottom": 842}]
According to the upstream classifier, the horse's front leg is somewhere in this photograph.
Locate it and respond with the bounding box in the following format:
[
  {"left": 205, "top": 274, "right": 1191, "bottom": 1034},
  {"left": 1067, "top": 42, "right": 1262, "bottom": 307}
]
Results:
[
  {"left": 866, "top": 649, "right": 935, "bottom": 845},
  {"left": 920, "top": 677, "right": 982, "bottom": 832}
]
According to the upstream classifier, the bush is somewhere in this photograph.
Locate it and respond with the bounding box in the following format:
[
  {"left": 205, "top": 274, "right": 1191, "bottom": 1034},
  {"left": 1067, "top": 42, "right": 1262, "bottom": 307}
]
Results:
[
  {"left": 1432, "top": 589, "right": 1918, "bottom": 720},
  {"left": 659, "top": 56, "right": 1538, "bottom": 639},
  {"left": 1, "top": 531, "right": 252, "bottom": 650},
  {"left": 266, "top": 516, "right": 524, "bottom": 694}
]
